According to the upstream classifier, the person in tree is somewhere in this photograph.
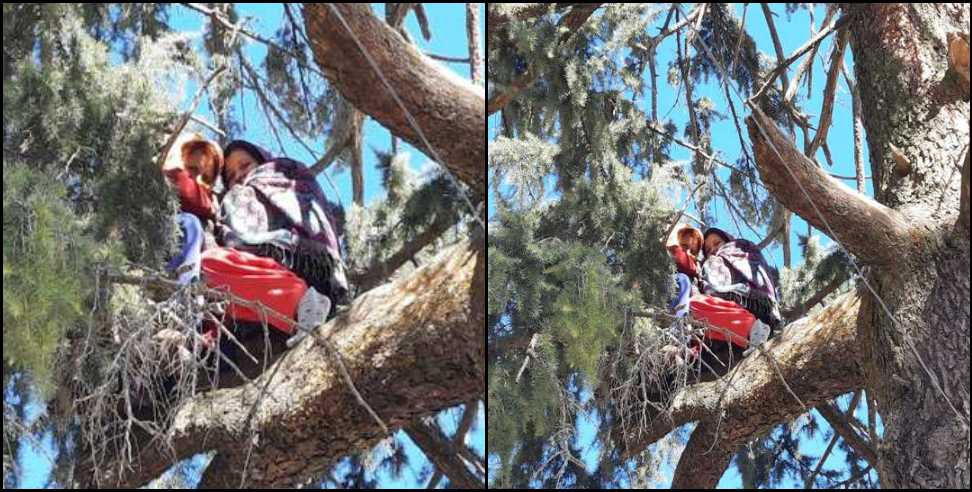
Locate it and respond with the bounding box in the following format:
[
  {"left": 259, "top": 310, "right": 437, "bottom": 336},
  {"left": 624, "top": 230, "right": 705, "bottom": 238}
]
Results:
[
  {"left": 205, "top": 140, "right": 349, "bottom": 346},
  {"left": 160, "top": 133, "right": 223, "bottom": 285},
  {"left": 157, "top": 135, "right": 346, "bottom": 361},
  {"left": 661, "top": 224, "right": 775, "bottom": 365},
  {"left": 699, "top": 227, "right": 783, "bottom": 334}
]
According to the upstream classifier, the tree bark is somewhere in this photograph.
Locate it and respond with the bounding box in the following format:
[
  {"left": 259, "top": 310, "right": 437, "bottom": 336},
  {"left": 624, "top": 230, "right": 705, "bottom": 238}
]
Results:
[
  {"left": 840, "top": 5, "right": 971, "bottom": 488},
  {"left": 77, "top": 239, "right": 485, "bottom": 488},
  {"left": 302, "top": 3, "right": 485, "bottom": 197},
  {"left": 746, "top": 106, "right": 914, "bottom": 266},
  {"left": 745, "top": 4, "right": 972, "bottom": 488},
  {"left": 671, "top": 422, "right": 737, "bottom": 489}
]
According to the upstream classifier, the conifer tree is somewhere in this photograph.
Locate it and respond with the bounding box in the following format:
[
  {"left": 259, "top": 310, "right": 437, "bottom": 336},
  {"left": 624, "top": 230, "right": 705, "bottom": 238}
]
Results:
[
  {"left": 488, "top": 3, "right": 969, "bottom": 488},
  {"left": 4, "top": 4, "right": 485, "bottom": 488}
]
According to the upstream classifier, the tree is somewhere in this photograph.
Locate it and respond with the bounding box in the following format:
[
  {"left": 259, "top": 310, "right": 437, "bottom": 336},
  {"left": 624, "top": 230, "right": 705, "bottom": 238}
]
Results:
[
  {"left": 488, "top": 3, "right": 969, "bottom": 488},
  {"left": 4, "top": 3, "right": 485, "bottom": 489}
]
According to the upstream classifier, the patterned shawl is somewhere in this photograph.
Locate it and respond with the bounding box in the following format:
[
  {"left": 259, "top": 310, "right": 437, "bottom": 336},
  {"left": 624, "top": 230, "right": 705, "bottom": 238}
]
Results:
[
  {"left": 218, "top": 142, "right": 346, "bottom": 297},
  {"left": 701, "top": 238, "right": 782, "bottom": 325}
]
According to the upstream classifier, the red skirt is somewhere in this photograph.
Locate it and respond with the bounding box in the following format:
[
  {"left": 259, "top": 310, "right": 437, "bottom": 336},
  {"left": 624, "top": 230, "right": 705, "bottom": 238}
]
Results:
[
  {"left": 201, "top": 247, "right": 307, "bottom": 335},
  {"left": 689, "top": 294, "right": 756, "bottom": 349}
]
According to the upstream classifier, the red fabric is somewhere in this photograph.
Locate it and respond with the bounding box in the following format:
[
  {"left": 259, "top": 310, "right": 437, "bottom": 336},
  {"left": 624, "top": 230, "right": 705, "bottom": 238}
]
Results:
[
  {"left": 667, "top": 245, "right": 700, "bottom": 278},
  {"left": 201, "top": 247, "right": 307, "bottom": 335},
  {"left": 689, "top": 294, "right": 755, "bottom": 349},
  {"left": 165, "top": 168, "right": 215, "bottom": 222}
]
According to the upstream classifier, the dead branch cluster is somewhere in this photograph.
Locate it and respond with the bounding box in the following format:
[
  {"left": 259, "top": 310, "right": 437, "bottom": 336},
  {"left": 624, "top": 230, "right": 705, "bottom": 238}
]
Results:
[
  {"left": 605, "top": 310, "right": 739, "bottom": 456},
  {"left": 69, "top": 265, "right": 277, "bottom": 487}
]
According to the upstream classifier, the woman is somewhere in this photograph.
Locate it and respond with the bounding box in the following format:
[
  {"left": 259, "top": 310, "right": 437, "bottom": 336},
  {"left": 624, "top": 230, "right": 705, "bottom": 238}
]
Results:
[
  {"left": 699, "top": 227, "right": 783, "bottom": 334},
  {"left": 662, "top": 224, "right": 772, "bottom": 365},
  {"left": 158, "top": 134, "right": 335, "bottom": 355},
  {"left": 201, "top": 140, "right": 349, "bottom": 342},
  {"left": 161, "top": 132, "right": 223, "bottom": 284}
]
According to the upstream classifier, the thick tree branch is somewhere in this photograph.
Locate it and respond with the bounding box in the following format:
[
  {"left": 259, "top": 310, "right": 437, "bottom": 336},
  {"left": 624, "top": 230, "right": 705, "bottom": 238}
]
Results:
[
  {"left": 302, "top": 4, "right": 485, "bottom": 195},
  {"left": 948, "top": 32, "right": 970, "bottom": 96},
  {"left": 78, "top": 239, "right": 485, "bottom": 488},
  {"left": 618, "top": 292, "right": 865, "bottom": 475},
  {"left": 746, "top": 106, "right": 914, "bottom": 264},
  {"left": 671, "top": 422, "right": 737, "bottom": 489}
]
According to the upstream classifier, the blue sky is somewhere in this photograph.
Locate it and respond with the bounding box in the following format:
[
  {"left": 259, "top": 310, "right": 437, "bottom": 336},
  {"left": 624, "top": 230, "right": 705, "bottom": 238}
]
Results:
[
  {"left": 488, "top": 3, "right": 881, "bottom": 487},
  {"left": 9, "top": 3, "right": 484, "bottom": 489}
]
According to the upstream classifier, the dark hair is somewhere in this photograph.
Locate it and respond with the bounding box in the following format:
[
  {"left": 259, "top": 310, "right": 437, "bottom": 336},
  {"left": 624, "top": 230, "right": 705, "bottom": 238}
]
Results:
[
  {"left": 703, "top": 227, "right": 733, "bottom": 245},
  {"left": 222, "top": 140, "right": 267, "bottom": 185}
]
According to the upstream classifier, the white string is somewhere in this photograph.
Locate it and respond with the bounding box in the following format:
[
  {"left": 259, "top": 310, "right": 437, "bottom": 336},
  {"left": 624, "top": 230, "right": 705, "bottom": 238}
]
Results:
[
  {"left": 676, "top": 4, "right": 969, "bottom": 428},
  {"left": 325, "top": 4, "right": 486, "bottom": 232}
]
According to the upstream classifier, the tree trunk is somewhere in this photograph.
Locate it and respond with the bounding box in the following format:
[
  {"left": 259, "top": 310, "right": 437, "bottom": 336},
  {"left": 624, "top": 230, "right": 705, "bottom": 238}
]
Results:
[
  {"left": 846, "top": 4, "right": 971, "bottom": 488},
  {"left": 750, "top": 4, "right": 971, "bottom": 487}
]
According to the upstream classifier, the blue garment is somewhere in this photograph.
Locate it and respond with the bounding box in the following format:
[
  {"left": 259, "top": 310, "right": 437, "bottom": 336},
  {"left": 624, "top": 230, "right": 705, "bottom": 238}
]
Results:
[
  {"left": 166, "top": 212, "right": 204, "bottom": 285},
  {"left": 670, "top": 273, "right": 692, "bottom": 318}
]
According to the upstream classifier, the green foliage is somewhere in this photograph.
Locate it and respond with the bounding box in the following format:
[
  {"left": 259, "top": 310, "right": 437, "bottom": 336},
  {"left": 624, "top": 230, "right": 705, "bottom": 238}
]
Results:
[
  {"left": 778, "top": 236, "right": 853, "bottom": 317},
  {"left": 489, "top": 4, "right": 674, "bottom": 183},
  {"left": 345, "top": 150, "right": 471, "bottom": 288},
  {"left": 487, "top": 170, "right": 675, "bottom": 482},
  {"left": 2, "top": 165, "right": 93, "bottom": 395},
  {"left": 4, "top": 11, "right": 182, "bottom": 267},
  {"left": 688, "top": 3, "right": 765, "bottom": 94},
  {"left": 3, "top": 3, "right": 190, "bottom": 394}
]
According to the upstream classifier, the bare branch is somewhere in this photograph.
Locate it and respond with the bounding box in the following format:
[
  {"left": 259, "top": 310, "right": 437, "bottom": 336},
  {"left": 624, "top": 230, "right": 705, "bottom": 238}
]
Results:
[
  {"left": 783, "top": 274, "right": 847, "bottom": 321},
  {"left": 806, "top": 27, "right": 849, "bottom": 158},
  {"left": 466, "top": 3, "right": 482, "bottom": 85},
  {"left": 806, "top": 425, "right": 841, "bottom": 488},
  {"left": 746, "top": 105, "right": 914, "bottom": 264},
  {"left": 180, "top": 3, "right": 328, "bottom": 80},
  {"left": 157, "top": 66, "right": 227, "bottom": 169},
  {"left": 350, "top": 217, "right": 453, "bottom": 293},
  {"left": 425, "top": 400, "right": 479, "bottom": 489},
  {"left": 424, "top": 52, "right": 470, "bottom": 63},
  {"left": 751, "top": 14, "right": 854, "bottom": 102},
  {"left": 761, "top": 4, "right": 791, "bottom": 97},
  {"left": 405, "top": 419, "right": 483, "bottom": 489},
  {"left": 515, "top": 334, "right": 541, "bottom": 384},
  {"left": 816, "top": 401, "right": 879, "bottom": 465},
  {"left": 78, "top": 239, "right": 485, "bottom": 488}
]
